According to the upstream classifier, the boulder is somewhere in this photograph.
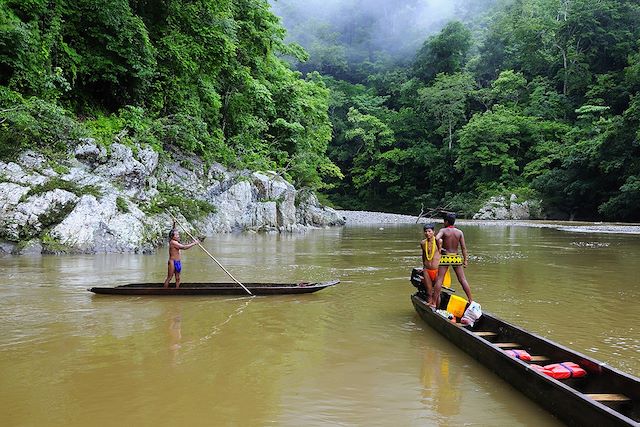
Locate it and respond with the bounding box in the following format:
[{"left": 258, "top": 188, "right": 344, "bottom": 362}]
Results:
[
  {"left": 208, "top": 180, "right": 254, "bottom": 232},
  {"left": 0, "top": 182, "right": 30, "bottom": 211},
  {"left": 3, "top": 189, "right": 78, "bottom": 240},
  {"left": 473, "top": 194, "right": 531, "bottom": 220},
  {"left": 50, "top": 194, "right": 164, "bottom": 253},
  {"left": 62, "top": 166, "right": 107, "bottom": 188},
  {"left": 296, "top": 191, "right": 345, "bottom": 226},
  {"left": 252, "top": 201, "right": 278, "bottom": 230},
  {"left": 0, "top": 240, "right": 16, "bottom": 255},
  {"left": 94, "top": 143, "right": 148, "bottom": 190},
  {"left": 137, "top": 146, "right": 159, "bottom": 174},
  {"left": 18, "top": 150, "right": 47, "bottom": 169},
  {"left": 0, "top": 161, "right": 47, "bottom": 186},
  {"left": 15, "top": 239, "right": 43, "bottom": 256},
  {"left": 75, "top": 139, "right": 107, "bottom": 165},
  {"left": 251, "top": 172, "right": 298, "bottom": 227},
  {"left": 509, "top": 194, "right": 531, "bottom": 220}
]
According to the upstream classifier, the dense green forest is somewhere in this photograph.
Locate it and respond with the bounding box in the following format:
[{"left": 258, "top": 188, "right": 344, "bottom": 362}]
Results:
[
  {"left": 1, "top": 0, "right": 640, "bottom": 220},
  {"left": 0, "top": 0, "right": 340, "bottom": 190},
  {"left": 274, "top": 0, "right": 640, "bottom": 220}
]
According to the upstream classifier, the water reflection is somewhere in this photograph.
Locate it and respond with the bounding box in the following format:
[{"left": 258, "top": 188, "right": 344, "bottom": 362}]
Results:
[
  {"left": 167, "top": 307, "right": 182, "bottom": 363},
  {"left": 420, "top": 348, "right": 462, "bottom": 419}
]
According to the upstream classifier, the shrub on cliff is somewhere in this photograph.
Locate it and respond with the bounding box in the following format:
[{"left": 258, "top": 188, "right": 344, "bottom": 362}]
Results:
[{"left": 0, "top": 89, "right": 86, "bottom": 160}]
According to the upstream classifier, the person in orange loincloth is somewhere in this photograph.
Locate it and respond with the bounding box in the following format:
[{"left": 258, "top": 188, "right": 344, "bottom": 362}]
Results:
[{"left": 420, "top": 223, "right": 441, "bottom": 305}]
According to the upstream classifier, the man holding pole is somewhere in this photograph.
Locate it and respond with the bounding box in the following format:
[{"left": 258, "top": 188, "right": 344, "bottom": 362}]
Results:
[
  {"left": 166, "top": 212, "right": 253, "bottom": 295},
  {"left": 431, "top": 213, "right": 473, "bottom": 308},
  {"left": 163, "top": 228, "right": 199, "bottom": 288}
]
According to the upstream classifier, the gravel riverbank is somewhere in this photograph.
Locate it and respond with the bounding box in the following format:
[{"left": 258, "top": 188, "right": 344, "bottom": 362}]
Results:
[
  {"left": 336, "top": 210, "right": 640, "bottom": 234},
  {"left": 337, "top": 210, "right": 422, "bottom": 224}
]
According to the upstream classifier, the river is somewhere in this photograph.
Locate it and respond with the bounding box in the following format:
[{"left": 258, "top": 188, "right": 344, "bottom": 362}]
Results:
[{"left": 1, "top": 223, "right": 638, "bottom": 426}]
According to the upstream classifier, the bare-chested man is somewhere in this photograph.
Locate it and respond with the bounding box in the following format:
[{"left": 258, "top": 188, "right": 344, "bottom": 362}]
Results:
[
  {"left": 163, "top": 228, "right": 199, "bottom": 288},
  {"left": 420, "top": 223, "right": 441, "bottom": 305},
  {"left": 431, "top": 213, "right": 473, "bottom": 308}
]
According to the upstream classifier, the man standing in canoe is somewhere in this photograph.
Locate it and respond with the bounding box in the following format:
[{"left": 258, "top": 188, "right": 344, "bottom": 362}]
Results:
[
  {"left": 431, "top": 213, "right": 473, "bottom": 308},
  {"left": 420, "top": 223, "right": 441, "bottom": 306},
  {"left": 163, "top": 228, "right": 199, "bottom": 288}
]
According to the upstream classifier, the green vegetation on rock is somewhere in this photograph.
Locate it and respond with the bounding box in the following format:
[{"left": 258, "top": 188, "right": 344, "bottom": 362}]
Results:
[
  {"left": 144, "top": 184, "right": 216, "bottom": 223},
  {"left": 22, "top": 177, "right": 101, "bottom": 201},
  {"left": 115, "top": 196, "right": 129, "bottom": 213}
]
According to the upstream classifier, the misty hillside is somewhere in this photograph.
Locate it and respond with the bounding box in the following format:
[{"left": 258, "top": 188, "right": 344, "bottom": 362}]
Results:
[
  {"left": 270, "top": 0, "right": 498, "bottom": 79},
  {"left": 270, "top": 0, "right": 640, "bottom": 221}
]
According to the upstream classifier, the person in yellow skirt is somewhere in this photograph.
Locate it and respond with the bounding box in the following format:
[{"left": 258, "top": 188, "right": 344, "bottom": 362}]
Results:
[{"left": 431, "top": 213, "right": 473, "bottom": 309}]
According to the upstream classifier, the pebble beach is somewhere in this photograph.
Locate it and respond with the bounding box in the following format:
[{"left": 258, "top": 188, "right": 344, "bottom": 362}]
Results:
[{"left": 337, "top": 210, "right": 640, "bottom": 234}]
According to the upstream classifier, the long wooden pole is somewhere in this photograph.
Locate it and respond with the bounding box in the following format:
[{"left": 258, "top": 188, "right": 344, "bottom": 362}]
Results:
[{"left": 168, "top": 212, "right": 253, "bottom": 296}]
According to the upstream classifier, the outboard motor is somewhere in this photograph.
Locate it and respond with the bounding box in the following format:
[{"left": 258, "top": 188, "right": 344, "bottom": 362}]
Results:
[{"left": 410, "top": 267, "right": 427, "bottom": 297}]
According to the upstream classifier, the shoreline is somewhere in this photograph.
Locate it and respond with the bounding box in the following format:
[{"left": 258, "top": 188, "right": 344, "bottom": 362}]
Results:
[{"left": 336, "top": 210, "right": 640, "bottom": 235}]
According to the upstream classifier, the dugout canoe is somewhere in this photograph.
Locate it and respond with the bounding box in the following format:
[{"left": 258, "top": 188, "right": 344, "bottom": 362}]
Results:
[
  {"left": 89, "top": 280, "right": 339, "bottom": 296},
  {"left": 410, "top": 269, "right": 640, "bottom": 427}
]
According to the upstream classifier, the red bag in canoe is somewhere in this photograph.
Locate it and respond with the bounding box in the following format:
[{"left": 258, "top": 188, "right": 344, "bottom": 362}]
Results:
[{"left": 543, "top": 362, "right": 587, "bottom": 379}]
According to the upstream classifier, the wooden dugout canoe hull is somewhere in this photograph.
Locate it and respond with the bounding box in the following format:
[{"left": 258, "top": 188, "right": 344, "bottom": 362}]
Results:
[
  {"left": 89, "top": 280, "right": 339, "bottom": 295},
  {"left": 411, "top": 291, "right": 640, "bottom": 426}
]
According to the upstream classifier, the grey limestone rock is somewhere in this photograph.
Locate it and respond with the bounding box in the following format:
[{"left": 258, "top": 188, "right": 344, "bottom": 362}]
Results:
[
  {"left": 75, "top": 140, "right": 107, "bottom": 165},
  {"left": 473, "top": 194, "right": 531, "bottom": 220},
  {"left": 0, "top": 146, "right": 345, "bottom": 253},
  {"left": 15, "top": 239, "right": 43, "bottom": 256},
  {"left": 0, "top": 161, "right": 47, "bottom": 186},
  {"left": 18, "top": 151, "right": 47, "bottom": 169},
  {"left": 1, "top": 188, "right": 78, "bottom": 240}
]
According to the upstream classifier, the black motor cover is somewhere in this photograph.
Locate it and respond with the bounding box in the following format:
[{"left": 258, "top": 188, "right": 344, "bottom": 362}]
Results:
[{"left": 410, "top": 268, "right": 424, "bottom": 289}]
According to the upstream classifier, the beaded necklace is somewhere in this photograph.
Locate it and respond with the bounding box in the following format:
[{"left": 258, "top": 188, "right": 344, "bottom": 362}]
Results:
[{"left": 425, "top": 238, "right": 436, "bottom": 261}]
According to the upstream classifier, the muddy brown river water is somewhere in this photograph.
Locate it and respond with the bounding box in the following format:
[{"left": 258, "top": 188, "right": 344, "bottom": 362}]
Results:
[{"left": 1, "top": 223, "right": 638, "bottom": 426}]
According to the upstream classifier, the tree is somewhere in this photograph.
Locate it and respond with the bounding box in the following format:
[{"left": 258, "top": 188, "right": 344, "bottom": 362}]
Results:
[
  {"left": 413, "top": 21, "right": 472, "bottom": 83},
  {"left": 490, "top": 69, "right": 527, "bottom": 108},
  {"left": 63, "top": 0, "right": 156, "bottom": 109},
  {"left": 533, "top": 104, "right": 616, "bottom": 219},
  {"left": 524, "top": 76, "right": 568, "bottom": 120},
  {"left": 418, "top": 72, "right": 475, "bottom": 149},
  {"left": 457, "top": 106, "right": 569, "bottom": 190},
  {"left": 345, "top": 107, "right": 400, "bottom": 203}
]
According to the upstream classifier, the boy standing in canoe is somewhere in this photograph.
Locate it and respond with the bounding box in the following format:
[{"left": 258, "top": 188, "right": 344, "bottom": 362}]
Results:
[
  {"left": 163, "top": 228, "right": 199, "bottom": 288},
  {"left": 420, "top": 223, "right": 441, "bottom": 306},
  {"left": 431, "top": 213, "right": 473, "bottom": 308}
]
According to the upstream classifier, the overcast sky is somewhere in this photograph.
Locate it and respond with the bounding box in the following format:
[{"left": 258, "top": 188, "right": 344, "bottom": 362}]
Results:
[{"left": 269, "top": 0, "right": 484, "bottom": 57}]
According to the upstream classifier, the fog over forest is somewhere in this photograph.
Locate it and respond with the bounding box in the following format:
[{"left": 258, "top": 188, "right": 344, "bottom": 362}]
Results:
[{"left": 269, "top": 0, "right": 496, "bottom": 62}]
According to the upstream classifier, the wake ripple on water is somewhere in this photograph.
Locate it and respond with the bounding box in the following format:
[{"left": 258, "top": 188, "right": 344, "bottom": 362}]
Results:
[
  {"left": 570, "top": 241, "right": 610, "bottom": 248},
  {"left": 182, "top": 298, "right": 254, "bottom": 354},
  {"left": 472, "top": 252, "right": 527, "bottom": 264},
  {"left": 603, "top": 335, "right": 640, "bottom": 353},
  {"left": 339, "top": 266, "right": 384, "bottom": 272}
]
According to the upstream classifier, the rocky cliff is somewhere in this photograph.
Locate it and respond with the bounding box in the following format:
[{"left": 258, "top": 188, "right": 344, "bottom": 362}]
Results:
[{"left": 0, "top": 141, "right": 344, "bottom": 255}]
